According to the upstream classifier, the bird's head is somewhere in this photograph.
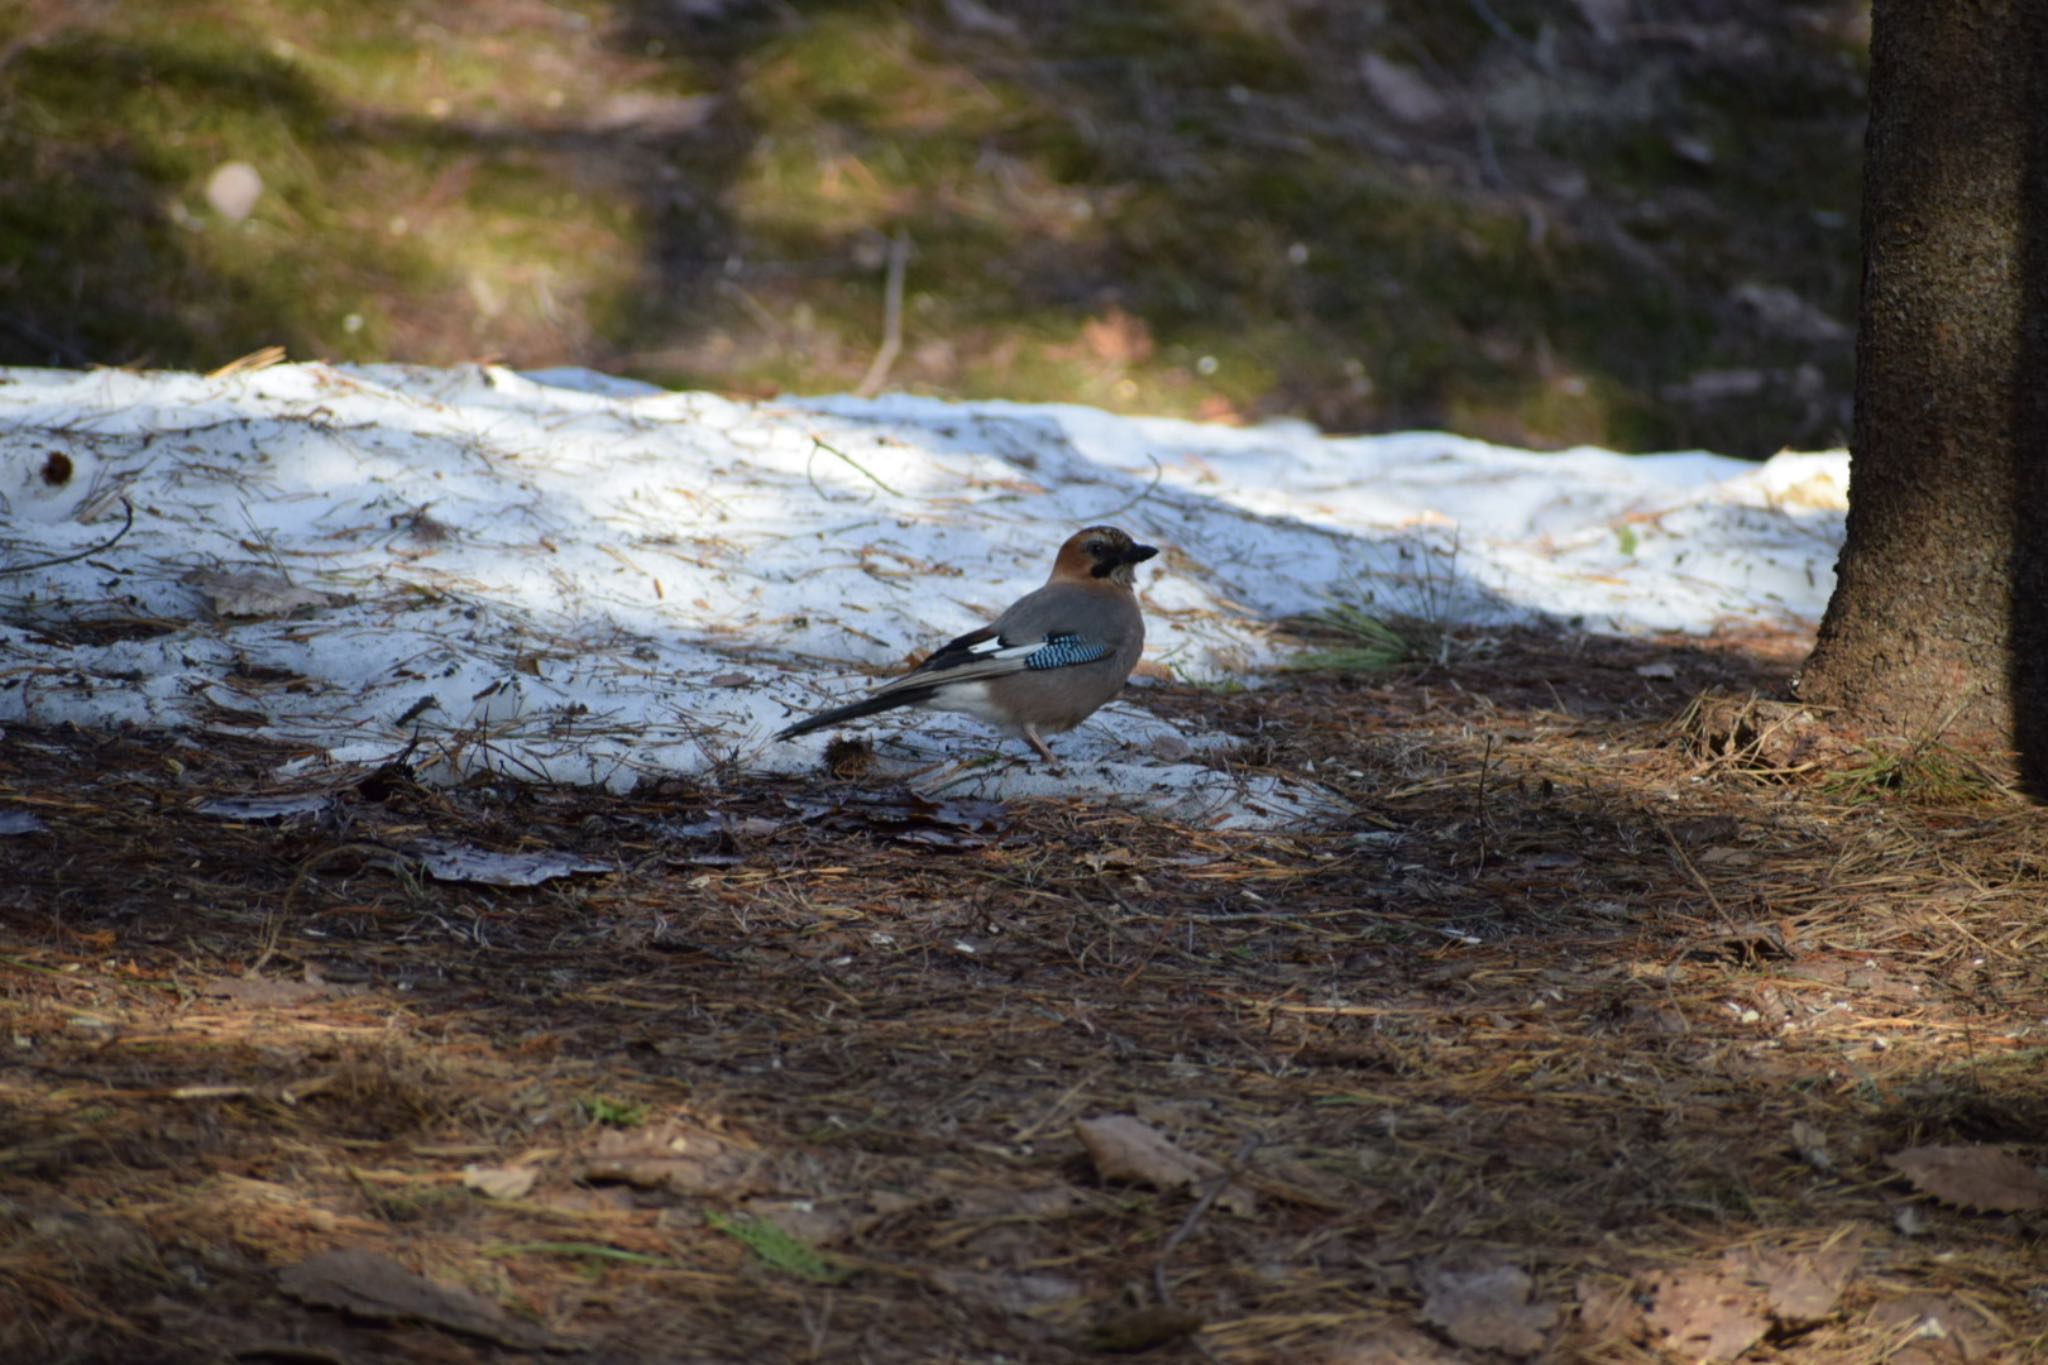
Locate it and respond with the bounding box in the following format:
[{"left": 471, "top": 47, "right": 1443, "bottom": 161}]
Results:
[{"left": 1052, "top": 525, "right": 1159, "bottom": 588}]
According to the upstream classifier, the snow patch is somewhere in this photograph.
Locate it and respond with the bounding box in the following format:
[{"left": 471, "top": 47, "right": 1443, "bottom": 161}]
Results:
[{"left": 0, "top": 364, "right": 1844, "bottom": 827}]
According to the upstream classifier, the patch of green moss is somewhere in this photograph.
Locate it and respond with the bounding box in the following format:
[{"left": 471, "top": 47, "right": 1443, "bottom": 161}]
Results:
[
  {"left": 1054, "top": 1, "right": 1308, "bottom": 91},
  {"left": 0, "top": 4, "right": 663, "bottom": 368},
  {"left": 0, "top": 0, "right": 1867, "bottom": 454},
  {"left": 743, "top": 12, "right": 1022, "bottom": 136}
]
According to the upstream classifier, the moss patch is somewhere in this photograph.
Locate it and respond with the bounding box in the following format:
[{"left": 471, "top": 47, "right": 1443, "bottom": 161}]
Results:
[{"left": 0, "top": 0, "right": 1865, "bottom": 452}]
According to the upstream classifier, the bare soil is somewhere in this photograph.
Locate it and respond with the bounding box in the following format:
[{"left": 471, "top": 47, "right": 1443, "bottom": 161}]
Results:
[{"left": 4, "top": 628, "right": 2045, "bottom": 1363}]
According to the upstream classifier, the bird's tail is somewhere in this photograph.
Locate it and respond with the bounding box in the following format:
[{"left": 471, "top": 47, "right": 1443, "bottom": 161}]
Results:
[{"left": 775, "top": 686, "right": 934, "bottom": 741}]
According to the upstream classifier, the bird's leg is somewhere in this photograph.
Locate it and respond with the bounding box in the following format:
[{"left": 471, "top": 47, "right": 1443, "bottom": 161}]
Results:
[{"left": 1022, "top": 725, "right": 1057, "bottom": 764}]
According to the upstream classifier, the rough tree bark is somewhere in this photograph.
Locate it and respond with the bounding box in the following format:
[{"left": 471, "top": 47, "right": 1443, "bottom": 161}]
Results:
[{"left": 1796, "top": 0, "right": 2048, "bottom": 787}]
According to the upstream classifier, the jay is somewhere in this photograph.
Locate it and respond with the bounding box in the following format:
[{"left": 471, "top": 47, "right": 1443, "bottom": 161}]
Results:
[{"left": 777, "top": 525, "right": 1158, "bottom": 762}]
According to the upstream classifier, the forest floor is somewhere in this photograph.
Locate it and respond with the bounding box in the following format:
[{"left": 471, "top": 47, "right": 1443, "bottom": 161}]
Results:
[
  {"left": 4, "top": 625, "right": 2045, "bottom": 1364},
  {"left": 1, "top": 0, "right": 1866, "bottom": 455}
]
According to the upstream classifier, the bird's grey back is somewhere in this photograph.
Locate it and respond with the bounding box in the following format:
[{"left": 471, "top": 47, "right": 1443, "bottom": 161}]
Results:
[{"left": 994, "top": 581, "right": 1144, "bottom": 678}]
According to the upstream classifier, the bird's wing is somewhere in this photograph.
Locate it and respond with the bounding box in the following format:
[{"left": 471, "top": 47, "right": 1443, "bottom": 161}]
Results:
[{"left": 869, "top": 624, "right": 1116, "bottom": 699}]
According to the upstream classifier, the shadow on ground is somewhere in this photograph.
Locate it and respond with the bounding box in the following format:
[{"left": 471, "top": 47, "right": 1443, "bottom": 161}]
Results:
[{"left": 4, "top": 628, "right": 2041, "bottom": 1362}]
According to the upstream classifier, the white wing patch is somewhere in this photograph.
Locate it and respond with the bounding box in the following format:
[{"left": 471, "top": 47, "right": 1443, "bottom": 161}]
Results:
[{"left": 965, "top": 636, "right": 1046, "bottom": 661}]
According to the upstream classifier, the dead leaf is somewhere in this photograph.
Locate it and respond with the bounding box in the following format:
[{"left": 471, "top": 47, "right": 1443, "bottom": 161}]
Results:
[
  {"left": 18, "top": 1205, "right": 156, "bottom": 1271},
  {"left": 1867, "top": 1293, "right": 2000, "bottom": 1365},
  {"left": 1241, "top": 1151, "right": 1357, "bottom": 1211},
  {"left": 0, "top": 809, "right": 50, "bottom": 835},
  {"left": 579, "top": 1122, "right": 767, "bottom": 1198},
  {"left": 1079, "top": 307, "right": 1154, "bottom": 365},
  {"left": 1573, "top": 1275, "right": 1643, "bottom": 1346},
  {"left": 800, "top": 790, "right": 1009, "bottom": 849},
  {"left": 931, "top": 1267, "right": 1082, "bottom": 1316},
  {"left": 183, "top": 568, "right": 339, "bottom": 618},
  {"left": 1694, "top": 845, "right": 1755, "bottom": 868},
  {"left": 1149, "top": 732, "right": 1193, "bottom": 761},
  {"left": 1644, "top": 1265, "right": 1768, "bottom": 1363},
  {"left": 1886, "top": 1145, "right": 2048, "bottom": 1212},
  {"left": 1082, "top": 846, "right": 1141, "bottom": 874},
  {"left": 1327, "top": 1322, "right": 1467, "bottom": 1364},
  {"left": 277, "top": 1248, "right": 567, "bottom": 1351},
  {"left": 197, "top": 976, "right": 330, "bottom": 1007},
  {"left": 415, "top": 840, "right": 614, "bottom": 887},
  {"left": 942, "top": 1180, "right": 1081, "bottom": 1220},
  {"left": 1685, "top": 920, "right": 1793, "bottom": 962},
  {"left": 461, "top": 1164, "right": 539, "bottom": 1201},
  {"left": 1756, "top": 1242, "right": 1857, "bottom": 1324},
  {"left": 1073, "top": 1115, "right": 1253, "bottom": 1216},
  {"left": 1790, "top": 1119, "right": 1835, "bottom": 1173},
  {"left": 668, "top": 814, "right": 790, "bottom": 841},
  {"left": 543, "top": 1186, "right": 637, "bottom": 1216},
  {"left": 1418, "top": 1254, "right": 1557, "bottom": 1355},
  {"left": 195, "top": 793, "right": 335, "bottom": 823}
]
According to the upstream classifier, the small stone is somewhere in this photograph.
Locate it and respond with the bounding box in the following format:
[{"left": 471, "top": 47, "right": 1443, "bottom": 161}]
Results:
[{"left": 205, "top": 162, "right": 263, "bottom": 221}]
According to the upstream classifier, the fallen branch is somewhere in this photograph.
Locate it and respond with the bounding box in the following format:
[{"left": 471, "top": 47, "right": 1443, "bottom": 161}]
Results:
[
  {"left": 0, "top": 497, "right": 134, "bottom": 575},
  {"left": 855, "top": 229, "right": 910, "bottom": 398}
]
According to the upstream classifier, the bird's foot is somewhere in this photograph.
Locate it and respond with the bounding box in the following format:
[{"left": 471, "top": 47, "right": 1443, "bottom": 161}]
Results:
[{"left": 1022, "top": 726, "right": 1058, "bottom": 765}]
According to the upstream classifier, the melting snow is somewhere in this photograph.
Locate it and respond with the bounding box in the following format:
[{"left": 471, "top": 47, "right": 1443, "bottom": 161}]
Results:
[{"left": 0, "top": 364, "right": 1844, "bottom": 827}]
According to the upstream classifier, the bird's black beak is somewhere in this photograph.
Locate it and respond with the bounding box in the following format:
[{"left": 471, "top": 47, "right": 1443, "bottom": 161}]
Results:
[{"left": 1127, "top": 543, "right": 1159, "bottom": 564}]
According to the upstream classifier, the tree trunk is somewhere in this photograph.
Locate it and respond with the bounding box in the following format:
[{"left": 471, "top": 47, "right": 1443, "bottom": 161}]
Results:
[{"left": 1797, "top": 0, "right": 2048, "bottom": 787}]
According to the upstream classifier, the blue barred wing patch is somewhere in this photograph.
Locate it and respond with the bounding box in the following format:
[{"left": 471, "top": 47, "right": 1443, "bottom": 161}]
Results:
[{"left": 1021, "top": 632, "right": 1113, "bottom": 671}]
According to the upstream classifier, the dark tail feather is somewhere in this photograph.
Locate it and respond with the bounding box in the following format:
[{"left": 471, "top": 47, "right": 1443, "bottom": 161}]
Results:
[{"left": 775, "top": 687, "right": 934, "bottom": 741}]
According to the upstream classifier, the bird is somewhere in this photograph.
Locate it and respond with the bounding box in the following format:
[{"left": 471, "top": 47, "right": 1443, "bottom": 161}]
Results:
[{"left": 776, "top": 526, "right": 1159, "bottom": 762}]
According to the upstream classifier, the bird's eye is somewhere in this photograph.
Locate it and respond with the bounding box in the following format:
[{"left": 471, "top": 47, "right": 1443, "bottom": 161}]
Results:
[{"left": 1086, "top": 540, "right": 1105, "bottom": 556}]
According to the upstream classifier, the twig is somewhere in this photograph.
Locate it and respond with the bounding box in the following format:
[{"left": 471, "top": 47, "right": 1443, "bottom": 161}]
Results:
[
  {"left": 232, "top": 1348, "right": 349, "bottom": 1365},
  {"left": 1473, "top": 730, "right": 1496, "bottom": 872},
  {"left": 1474, "top": 731, "right": 1495, "bottom": 822},
  {"left": 716, "top": 276, "right": 789, "bottom": 340},
  {"left": 1013, "top": 1066, "right": 1106, "bottom": 1144},
  {"left": 1661, "top": 821, "right": 1730, "bottom": 926},
  {"left": 170, "top": 1084, "right": 257, "bottom": 1102},
  {"left": 1917, "top": 692, "right": 1976, "bottom": 751},
  {"left": 0, "top": 496, "right": 134, "bottom": 575},
  {"left": 252, "top": 842, "right": 417, "bottom": 973},
  {"left": 0, "top": 311, "right": 90, "bottom": 364},
  {"left": 1153, "top": 1132, "right": 1261, "bottom": 1313},
  {"left": 1087, "top": 452, "right": 1164, "bottom": 522},
  {"left": 807, "top": 436, "right": 905, "bottom": 500},
  {"left": 1466, "top": 0, "right": 1546, "bottom": 70},
  {"left": 240, "top": 500, "right": 293, "bottom": 581},
  {"left": 855, "top": 228, "right": 910, "bottom": 398},
  {"left": 800, "top": 1290, "right": 835, "bottom": 1362}
]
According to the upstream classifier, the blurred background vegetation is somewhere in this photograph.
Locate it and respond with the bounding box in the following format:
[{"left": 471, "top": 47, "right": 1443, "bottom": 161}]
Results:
[{"left": 0, "top": 0, "right": 1866, "bottom": 454}]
